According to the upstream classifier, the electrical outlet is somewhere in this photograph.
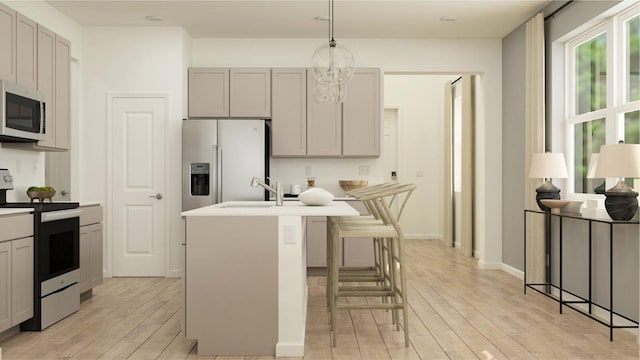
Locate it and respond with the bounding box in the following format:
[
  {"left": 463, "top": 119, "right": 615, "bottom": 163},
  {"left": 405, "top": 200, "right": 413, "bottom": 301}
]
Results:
[
  {"left": 305, "top": 165, "right": 312, "bottom": 176},
  {"left": 359, "top": 165, "right": 370, "bottom": 176},
  {"left": 284, "top": 225, "right": 296, "bottom": 244},
  {"left": 15, "top": 160, "right": 21, "bottom": 173}
]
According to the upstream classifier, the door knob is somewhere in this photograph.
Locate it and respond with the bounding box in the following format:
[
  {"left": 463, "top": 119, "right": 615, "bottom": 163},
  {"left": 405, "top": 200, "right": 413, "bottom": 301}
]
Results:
[{"left": 149, "top": 193, "right": 163, "bottom": 200}]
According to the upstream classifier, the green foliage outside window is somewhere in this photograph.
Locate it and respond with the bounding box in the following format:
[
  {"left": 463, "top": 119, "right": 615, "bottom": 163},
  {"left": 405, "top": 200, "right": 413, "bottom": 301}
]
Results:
[
  {"left": 627, "top": 16, "right": 639, "bottom": 102},
  {"left": 576, "top": 33, "right": 607, "bottom": 115}
]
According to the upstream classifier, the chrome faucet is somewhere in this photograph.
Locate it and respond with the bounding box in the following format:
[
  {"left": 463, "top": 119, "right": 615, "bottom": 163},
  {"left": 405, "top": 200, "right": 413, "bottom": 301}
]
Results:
[{"left": 251, "top": 177, "right": 283, "bottom": 206}]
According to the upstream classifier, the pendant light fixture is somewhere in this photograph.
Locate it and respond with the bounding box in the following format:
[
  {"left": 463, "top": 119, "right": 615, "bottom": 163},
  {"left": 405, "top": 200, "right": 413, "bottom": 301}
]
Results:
[{"left": 311, "top": 0, "right": 354, "bottom": 103}]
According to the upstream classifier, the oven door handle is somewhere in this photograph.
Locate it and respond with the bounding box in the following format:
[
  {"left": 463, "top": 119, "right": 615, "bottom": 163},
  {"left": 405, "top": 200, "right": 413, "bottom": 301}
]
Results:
[{"left": 41, "top": 209, "right": 83, "bottom": 223}]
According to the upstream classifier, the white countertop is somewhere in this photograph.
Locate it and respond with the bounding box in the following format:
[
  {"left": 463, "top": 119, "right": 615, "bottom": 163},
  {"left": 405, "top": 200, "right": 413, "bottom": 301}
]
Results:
[
  {"left": 272, "top": 196, "right": 356, "bottom": 202},
  {"left": 0, "top": 208, "right": 33, "bottom": 216},
  {"left": 182, "top": 200, "right": 360, "bottom": 217},
  {"left": 79, "top": 201, "right": 102, "bottom": 207}
]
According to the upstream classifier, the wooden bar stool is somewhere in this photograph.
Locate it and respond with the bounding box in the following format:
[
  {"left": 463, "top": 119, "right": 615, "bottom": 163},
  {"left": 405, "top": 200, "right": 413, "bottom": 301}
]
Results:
[{"left": 327, "top": 184, "right": 416, "bottom": 347}]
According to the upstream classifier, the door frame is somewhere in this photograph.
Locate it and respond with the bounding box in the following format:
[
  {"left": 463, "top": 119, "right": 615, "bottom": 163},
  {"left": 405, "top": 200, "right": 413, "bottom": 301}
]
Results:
[
  {"left": 383, "top": 105, "right": 403, "bottom": 183},
  {"left": 106, "top": 92, "right": 170, "bottom": 277}
]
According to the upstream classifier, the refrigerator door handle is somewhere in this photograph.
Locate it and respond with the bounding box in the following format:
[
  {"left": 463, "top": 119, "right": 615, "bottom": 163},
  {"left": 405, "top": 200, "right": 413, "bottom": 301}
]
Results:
[{"left": 216, "top": 146, "right": 223, "bottom": 204}]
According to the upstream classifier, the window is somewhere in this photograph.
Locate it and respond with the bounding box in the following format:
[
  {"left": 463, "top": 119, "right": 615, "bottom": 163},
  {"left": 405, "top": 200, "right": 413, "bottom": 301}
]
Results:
[{"left": 566, "top": 4, "right": 640, "bottom": 194}]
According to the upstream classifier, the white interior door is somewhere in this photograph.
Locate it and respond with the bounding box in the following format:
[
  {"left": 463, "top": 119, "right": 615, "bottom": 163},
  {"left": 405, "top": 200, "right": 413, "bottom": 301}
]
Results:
[{"left": 111, "top": 96, "right": 166, "bottom": 276}]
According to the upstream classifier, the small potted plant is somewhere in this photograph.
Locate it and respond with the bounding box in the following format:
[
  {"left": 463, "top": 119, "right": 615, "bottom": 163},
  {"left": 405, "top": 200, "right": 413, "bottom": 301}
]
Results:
[{"left": 27, "top": 186, "right": 56, "bottom": 203}]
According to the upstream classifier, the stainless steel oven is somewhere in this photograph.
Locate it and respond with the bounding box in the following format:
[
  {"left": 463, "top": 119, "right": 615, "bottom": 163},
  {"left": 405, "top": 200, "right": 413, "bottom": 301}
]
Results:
[
  {"left": 1, "top": 169, "right": 82, "bottom": 330},
  {"left": 38, "top": 210, "right": 80, "bottom": 281}
]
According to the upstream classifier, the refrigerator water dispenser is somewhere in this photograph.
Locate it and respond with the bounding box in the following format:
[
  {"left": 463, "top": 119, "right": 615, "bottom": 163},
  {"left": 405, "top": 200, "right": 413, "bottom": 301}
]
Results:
[{"left": 190, "top": 163, "right": 210, "bottom": 196}]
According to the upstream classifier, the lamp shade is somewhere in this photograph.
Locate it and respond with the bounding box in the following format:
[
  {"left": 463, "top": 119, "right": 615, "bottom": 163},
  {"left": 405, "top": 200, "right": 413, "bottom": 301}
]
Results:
[
  {"left": 594, "top": 143, "right": 640, "bottom": 178},
  {"left": 528, "top": 153, "right": 569, "bottom": 179}
]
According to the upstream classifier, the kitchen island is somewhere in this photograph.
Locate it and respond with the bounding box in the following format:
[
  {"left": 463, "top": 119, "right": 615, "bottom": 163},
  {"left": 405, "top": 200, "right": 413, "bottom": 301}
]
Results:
[{"left": 181, "top": 201, "right": 359, "bottom": 357}]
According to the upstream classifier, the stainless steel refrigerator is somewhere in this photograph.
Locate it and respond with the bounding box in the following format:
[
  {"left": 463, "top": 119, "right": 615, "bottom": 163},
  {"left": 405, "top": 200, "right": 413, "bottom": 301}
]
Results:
[{"left": 182, "top": 119, "right": 269, "bottom": 211}]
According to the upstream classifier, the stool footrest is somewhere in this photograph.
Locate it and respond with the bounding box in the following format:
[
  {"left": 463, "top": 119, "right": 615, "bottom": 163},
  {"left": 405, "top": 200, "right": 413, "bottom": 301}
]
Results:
[
  {"left": 338, "top": 290, "right": 395, "bottom": 297},
  {"left": 339, "top": 276, "right": 384, "bottom": 282},
  {"left": 336, "top": 303, "right": 404, "bottom": 310}
]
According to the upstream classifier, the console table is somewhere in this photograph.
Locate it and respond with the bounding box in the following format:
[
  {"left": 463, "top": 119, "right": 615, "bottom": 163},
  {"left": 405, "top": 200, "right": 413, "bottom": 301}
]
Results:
[{"left": 523, "top": 209, "right": 639, "bottom": 341}]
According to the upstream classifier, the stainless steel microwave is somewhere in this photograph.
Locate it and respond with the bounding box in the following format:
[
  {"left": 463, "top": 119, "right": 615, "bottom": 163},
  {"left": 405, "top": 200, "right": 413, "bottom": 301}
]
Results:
[{"left": 0, "top": 80, "right": 46, "bottom": 142}]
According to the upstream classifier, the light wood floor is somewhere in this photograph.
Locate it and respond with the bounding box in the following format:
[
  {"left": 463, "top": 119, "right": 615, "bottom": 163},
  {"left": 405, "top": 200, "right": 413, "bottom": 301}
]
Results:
[{"left": 1, "top": 239, "right": 638, "bottom": 359}]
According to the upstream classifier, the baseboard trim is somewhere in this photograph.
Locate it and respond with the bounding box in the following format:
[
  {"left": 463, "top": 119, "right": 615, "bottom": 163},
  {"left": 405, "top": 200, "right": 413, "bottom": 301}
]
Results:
[
  {"left": 477, "top": 260, "right": 502, "bottom": 270},
  {"left": 166, "top": 269, "right": 182, "bottom": 278},
  {"left": 501, "top": 263, "right": 524, "bottom": 279},
  {"left": 405, "top": 234, "right": 442, "bottom": 240}
]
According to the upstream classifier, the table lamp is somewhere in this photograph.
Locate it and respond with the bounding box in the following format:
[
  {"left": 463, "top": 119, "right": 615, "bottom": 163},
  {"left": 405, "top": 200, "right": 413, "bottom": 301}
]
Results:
[
  {"left": 528, "top": 152, "right": 569, "bottom": 211},
  {"left": 594, "top": 143, "right": 640, "bottom": 221}
]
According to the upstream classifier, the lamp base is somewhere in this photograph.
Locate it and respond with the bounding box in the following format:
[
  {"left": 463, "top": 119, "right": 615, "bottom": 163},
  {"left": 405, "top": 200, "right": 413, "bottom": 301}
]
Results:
[
  {"left": 604, "top": 181, "right": 639, "bottom": 221},
  {"left": 535, "top": 180, "right": 561, "bottom": 212}
]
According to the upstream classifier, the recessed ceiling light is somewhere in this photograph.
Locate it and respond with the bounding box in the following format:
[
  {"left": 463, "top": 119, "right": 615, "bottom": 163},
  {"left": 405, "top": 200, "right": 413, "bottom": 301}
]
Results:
[
  {"left": 440, "top": 16, "right": 457, "bottom": 22},
  {"left": 145, "top": 15, "right": 164, "bottom": 22},
  {"left": 313, "top": 15, "right": 331, "bottom": 22}
]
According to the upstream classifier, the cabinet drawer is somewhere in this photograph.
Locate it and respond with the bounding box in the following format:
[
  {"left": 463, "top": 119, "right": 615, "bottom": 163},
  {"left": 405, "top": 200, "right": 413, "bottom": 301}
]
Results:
[
  {"left": 0, "top": 214, "right": 33, "bottom": 242},
  {"left": 80, "top": 205, "right": 102, "bottom": 226}
]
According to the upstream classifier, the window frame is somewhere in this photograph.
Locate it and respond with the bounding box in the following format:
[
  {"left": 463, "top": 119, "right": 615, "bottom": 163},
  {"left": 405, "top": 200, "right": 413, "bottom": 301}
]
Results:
[{"left": 564, "top": 3, "right": 640, "bottom": 195}]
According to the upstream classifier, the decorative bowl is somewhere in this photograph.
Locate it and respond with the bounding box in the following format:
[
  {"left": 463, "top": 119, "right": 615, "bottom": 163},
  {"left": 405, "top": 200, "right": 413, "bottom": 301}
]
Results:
[
  {"left": 540, "top": 199, "right": 571, "bottom": 214},
  {"left": 339, "top": 180, "right": 368, "bottom": 192},
  {"left": 562, "top": 201, "right": 584, "bottom": 215},
  {"left": 299, "top": 188, "right": 334, "bottom": 206},
  {"left": 27, "top": 190, "right": 56, "bottom": 203}
]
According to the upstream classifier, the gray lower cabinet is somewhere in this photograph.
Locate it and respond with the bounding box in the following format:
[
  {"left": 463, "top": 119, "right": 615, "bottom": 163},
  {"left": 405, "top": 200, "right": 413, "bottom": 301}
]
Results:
[
  {"left": 0, "top": 213, "right": 34, "bottom": 333},
  {"left": 306, "top": 216, "right": 328, "bottom": 267},
  {"left": 305, "top": 201, "right": 374, "bottom": 268},
  {"left": 79, "top": 205, "right": 103, "bottom": 294}
]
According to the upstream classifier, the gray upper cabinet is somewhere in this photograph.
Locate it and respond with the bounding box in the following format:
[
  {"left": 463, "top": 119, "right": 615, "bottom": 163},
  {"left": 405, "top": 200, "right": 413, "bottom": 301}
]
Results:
[
  {"left": 188, "top": 68, "right": 229, "bottom": 118},
  {"left": 0, "top": 3, "right": 16, "bottom": 83},
  {"left": 54, "top": 35, "right": 71, "bottom": 150},
  {"left": 342, "top": 68, "right": 381, "bottom": 157},
  {"left": 16, "top": 14, "right": 37, "bottom": 89},
  {"left": 0, "top": 5, "right": 71, "bottom": 151},
  {"left": 230, "top": 68, "right": 271, "bottom": 118},
  {"left": 307, "top": 69, "right": 342, "bottom": 156},
  {"left": 34, "top": 27, "right": 70, "bottom": 151},
  {"left": 188, "top": 68, "right": 271, "bottom": 119},
  {"left": 37, "top": 25, "right": 56, "bottom": 148},
  {"left": 271, "top": 68, "right": 306, "bottom": 156}
]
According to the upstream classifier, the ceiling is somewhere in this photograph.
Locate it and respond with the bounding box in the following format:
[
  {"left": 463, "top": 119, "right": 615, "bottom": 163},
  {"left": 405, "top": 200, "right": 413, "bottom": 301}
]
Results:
[{"left": 45, "top": 0, "right": 551, "bottom": 39}]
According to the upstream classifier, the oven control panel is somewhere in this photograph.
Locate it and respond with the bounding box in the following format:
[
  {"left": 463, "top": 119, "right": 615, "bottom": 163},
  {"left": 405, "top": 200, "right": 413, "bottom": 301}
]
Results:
[{"left": 0, "top": 168, "right": 13, "bottom": 190}]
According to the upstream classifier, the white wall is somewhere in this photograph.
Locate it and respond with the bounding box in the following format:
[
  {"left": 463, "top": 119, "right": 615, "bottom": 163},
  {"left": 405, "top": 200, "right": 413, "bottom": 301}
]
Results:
[
  {"left": 192, "top": 38, "right": 504, "bottom": 267},
  {"left": 0, "top": 1, "right": 83, "bottom": 201},
  {"left": 82, "top": 26, "right": 190, "bottom": 277},
  {"left": 384, "top": 74, "right": 457, "bottom": 239}
]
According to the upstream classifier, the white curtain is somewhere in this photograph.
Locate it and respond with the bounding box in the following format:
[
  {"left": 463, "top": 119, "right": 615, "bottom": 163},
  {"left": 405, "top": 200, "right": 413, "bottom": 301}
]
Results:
[
  {"left": 443, "top": 76, "right": 474, "bottom": 257},
  {"left": 443, "top": 81, "right": 454, "bottom": 248},
  {"left": 525, "top": 13, "right": 546, "bottom": 283}
]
